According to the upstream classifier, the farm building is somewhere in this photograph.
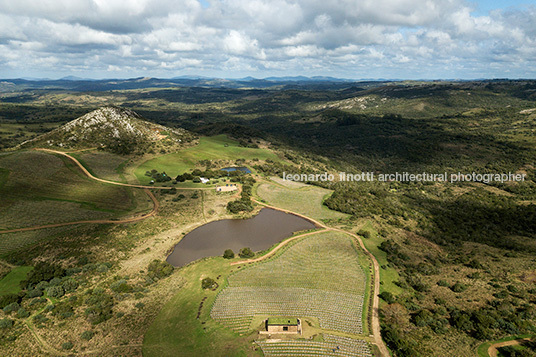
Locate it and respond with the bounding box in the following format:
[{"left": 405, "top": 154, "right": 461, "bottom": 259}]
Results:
[{"left": 265, "top": 318, "right": 301, "bottom": 334}]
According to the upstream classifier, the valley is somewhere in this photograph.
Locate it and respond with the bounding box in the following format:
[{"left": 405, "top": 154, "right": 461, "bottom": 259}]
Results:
[{"left": 0, "top": 79, "right": 534, "bottom": 357}]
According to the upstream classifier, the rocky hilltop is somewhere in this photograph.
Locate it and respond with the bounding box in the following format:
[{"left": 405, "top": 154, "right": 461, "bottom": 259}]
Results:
[{"left": 23, "top": 106, "right": 195, "bottom": 154}]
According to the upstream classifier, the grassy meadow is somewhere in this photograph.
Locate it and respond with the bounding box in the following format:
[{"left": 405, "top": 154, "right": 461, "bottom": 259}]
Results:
[
  {"left": 134, "top": 135, "right": 282, "bottom": 184},
  {"left": 255, "top": 177, "right": 348, "bottom": 221},
  {"left": 0, "top": 151, "right": 144, "bottom": 230},
  {"left": 143, "top": 257, "right": 259, "bottom": 357},
  {"left": 0, "top": 266, "right": 33, "bottom": 295}
]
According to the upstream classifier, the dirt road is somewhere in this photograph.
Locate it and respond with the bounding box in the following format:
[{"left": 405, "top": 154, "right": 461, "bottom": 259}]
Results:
[
  {"left": 488, "top": 337, "right": 534, "bottom": 357},
  {"left": 0, "top": 189, "right": 159, "bottom": 234}
]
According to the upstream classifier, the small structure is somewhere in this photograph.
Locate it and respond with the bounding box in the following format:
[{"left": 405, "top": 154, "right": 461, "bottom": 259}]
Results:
[
  {"left": 265, "top": 318, "right": 301, "bottom": 334},
  {"left": 200, "top": 177, "right": 210, "bottom": 184}
]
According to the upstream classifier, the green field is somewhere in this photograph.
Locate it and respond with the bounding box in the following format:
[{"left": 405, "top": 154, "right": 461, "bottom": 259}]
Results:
[
  {"left": 212, "top": 231, "right": 370, "bottom": 339},
  {"left": 143, "top": 257, "right": 257, "bottom": 357},
  {"left": 135, "top": 135, "right": 282, "bottom": 184},
  {"left": 0, "top": 151, "right": 141, "bottom": 230},
  {"left": 75, "top": 151, "right": 129, "bottom": 183},
  {"left": 0, "top": 266, "right": 33, "bottom": 295},
  {"left": 358, "top": 221, "right": 403, "bottom": 296},
  {"left": 256, "top": 177, "right": 348, "bottom": 221}
]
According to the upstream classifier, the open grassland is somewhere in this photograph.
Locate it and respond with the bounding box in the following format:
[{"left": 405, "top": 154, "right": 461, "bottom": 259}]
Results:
[
  {"left": 143, "top": 257, "right": 260, "bottom": 357},
  {"left": 75, "top": 151, "right": 129, "bottom": 182},
  {"left": 357, "top": 220, "right": 403, "bottom": 296},
  {"left": 211, "top": 231, "right": 369, "bottom": 336},
  {"left": 0, "top": 224, "right": 99, "bottom": 258},
  {"left": 256, "top": 178, "right": 348, "bottom": 221},
  {"left": 0, "top": 266, "right": 33, "bottom": 295},
  {"left": 0, "top": 151, "right": 141, "bottom": 230},
  {"left": 135, "top": 135, "right": 282, "bottom": 184}
]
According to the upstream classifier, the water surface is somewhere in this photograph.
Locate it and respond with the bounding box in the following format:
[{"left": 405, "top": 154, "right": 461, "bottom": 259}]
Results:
[
  {"left": 166, "top": 208, "right": 315, "bottom": 267},
  {"left": 220, "top": 166, "right": 252, "bottom": 174}
]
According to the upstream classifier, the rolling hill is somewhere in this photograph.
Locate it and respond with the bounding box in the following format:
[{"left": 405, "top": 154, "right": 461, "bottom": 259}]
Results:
[{"left": 20, "top": 106, "right": 196, "bottom": 154}]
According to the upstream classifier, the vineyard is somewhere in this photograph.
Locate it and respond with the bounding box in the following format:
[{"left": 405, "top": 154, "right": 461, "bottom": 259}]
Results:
[
  {"left": 211, "top": 231, "right": 369, "bottom": 337},
  {"left": 256, "top": 335, "right": 372, "bottom": 356}
]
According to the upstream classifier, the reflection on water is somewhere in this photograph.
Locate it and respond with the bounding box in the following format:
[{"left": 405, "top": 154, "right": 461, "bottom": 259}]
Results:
[{"left": 166, "top": 208, "right": 315, "bottom": 267}]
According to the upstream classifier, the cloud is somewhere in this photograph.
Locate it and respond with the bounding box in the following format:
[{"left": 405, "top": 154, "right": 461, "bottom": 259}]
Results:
[{"left": 0, "top": 0, "right": 535, "bottom": 78}]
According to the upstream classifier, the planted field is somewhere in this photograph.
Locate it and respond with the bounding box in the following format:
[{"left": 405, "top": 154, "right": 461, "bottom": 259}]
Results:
[
  {"left": 135, "top": 135, "right": 282, "bottom": 184},
  {"left": 211, "top": 231, "right": 368, "bottom": 335},
  {"left": 256, "top": 179, "right": 348, "bottom": 221},
  {"left": 0, "top": 151, "right": 137, "bottom": 230},
  {"left": 256, "top": 334, "right": 372, "bottom": 357}
]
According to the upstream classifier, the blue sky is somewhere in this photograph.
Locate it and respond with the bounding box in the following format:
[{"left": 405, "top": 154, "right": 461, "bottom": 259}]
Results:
[{"left": 0, "top": 0, "right": 535, "bottom": 80}]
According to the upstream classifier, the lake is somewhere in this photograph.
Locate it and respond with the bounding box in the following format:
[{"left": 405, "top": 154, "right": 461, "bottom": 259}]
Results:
[
  {"left": 166, "top": 208, "right": 316, "bottom": 267},
  {"left": 220, "top": 166, "right": 252, "bottom": 174}
]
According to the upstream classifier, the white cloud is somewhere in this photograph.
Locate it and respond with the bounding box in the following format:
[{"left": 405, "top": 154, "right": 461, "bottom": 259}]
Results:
[{"left": 0, "top": 0, "right": 535, "bottom": 78}]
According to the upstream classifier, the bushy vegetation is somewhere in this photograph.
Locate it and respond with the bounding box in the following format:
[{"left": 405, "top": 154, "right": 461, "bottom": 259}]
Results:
[{"left": 223, "top": 249, "right": 234, "bottom": 259}]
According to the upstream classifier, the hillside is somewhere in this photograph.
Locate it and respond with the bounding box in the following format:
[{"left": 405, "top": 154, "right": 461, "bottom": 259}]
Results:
[{"left": 21, "top": 106, "right": 196, "bottom": 154}]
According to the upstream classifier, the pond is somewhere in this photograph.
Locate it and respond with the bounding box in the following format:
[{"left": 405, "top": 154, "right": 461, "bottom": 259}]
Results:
[
  {"left": 220, "top": 166, "right": 252, "bottom": 174},
  {"left": 166, "top": 208, "right": 316, "bottom": 267}
]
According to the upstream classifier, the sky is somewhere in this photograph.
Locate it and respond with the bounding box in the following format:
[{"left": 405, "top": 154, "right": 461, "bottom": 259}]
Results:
[{"left": 0, "top": 0, "right": 535, "bottom": 80}]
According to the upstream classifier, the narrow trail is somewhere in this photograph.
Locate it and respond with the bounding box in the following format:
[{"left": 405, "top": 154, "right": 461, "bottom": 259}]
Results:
[{"left": 241, "top": 198, "right": 389, "bottom": 357}]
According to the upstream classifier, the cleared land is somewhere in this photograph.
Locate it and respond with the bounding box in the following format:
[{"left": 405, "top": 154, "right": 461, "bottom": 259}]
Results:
[
  {"left": 211, "top": 231, "right": 369, "bottom": 339},
  {"left": 0, "top": 266, "right": 33, "bottom": 295},
  {"left": 256, "top": 178, "right": 348, "bottom": 221},
  {"left": 76, "top": 151, "right": 128, "bottom": 182},
  {"left": 0, "top": 151, "right": 137, "bottom": 230},
  {"left": 135, "top": 135, "right": 282, "bottom": 184}
]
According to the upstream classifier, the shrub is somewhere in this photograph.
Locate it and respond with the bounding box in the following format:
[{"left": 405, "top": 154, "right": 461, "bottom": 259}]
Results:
[
  {"left": 238, "top": 247, "right": 254, "bottom": 258},
  {"left": 201, "top": 277, "right": 217, "bottom": 290},
  {"left": 27, "top": 289, "right": 43, "bottom": 298},
  {"left": 17, "top": 308, "right": 30, "bottom": 318},
  {"left": 437, "top": 280, "right": 449, "bottom": 287},
  {"left": 110, "top": 279, "right": 132, "bottom": 293},
  {"left": 81, "top": 330, "right": 94, "bottom": 341},
  {"left": 0, "top": 319, "right": 13, "bottom": 329},
  {"left": 61, "top": 342, "right": 74, "bottom": 350},
  {"left": 147, "top": 260, "right": 174, "bottom": 280},
  {"left": 46, "top": 285, "right": 65, "bottom": 298},
  {"left": 135, "top": 302, "right": 145, "bottom": 309},
  {"left": 0, "top": 294, "right": 20, "bottom": 309},
  {"left": 357, "top": 229, "right": 371, "bottom": 238},
  {"left": 84, "top": 290, "right": 114, "bottom": 325},
  {"left": 223, "top": 249, "right": 235, "bottom": 259},
  {"left": 35, "top": 281, "right": 49, "bottom": 291},
  {"left": 3, "top": 302, "right": 20, "bottom": 314},
  {"left": 62, "top": 279, "right": 79, "bottom": 293},
  {"left": 451, "top": 282, "right": 467, "bottom": 293},
  {"left": 379, "top": 291, "right": 396, "bottom": 304}
]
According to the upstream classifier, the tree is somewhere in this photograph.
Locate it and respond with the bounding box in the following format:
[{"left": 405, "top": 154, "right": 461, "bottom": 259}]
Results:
[
  {"left": 223, "top": 249, "right": 235, "bottom": 259},
  {"left": 379, "top": 291, "right": 396, "bottom": 304},
  {"left": 239, "top": 247, "right": 254, "bottom": 258},
  {"left": 201, "top": 277, "right": 217, "bottom": 290}
]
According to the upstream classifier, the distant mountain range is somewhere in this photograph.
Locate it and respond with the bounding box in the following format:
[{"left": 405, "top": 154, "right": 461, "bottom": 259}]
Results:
[
  {"left": 0, "top": 76, "right": 522, "bottom": 93},
  {"left": 0, "top": 76, "right": 379, "bottom": 92}
]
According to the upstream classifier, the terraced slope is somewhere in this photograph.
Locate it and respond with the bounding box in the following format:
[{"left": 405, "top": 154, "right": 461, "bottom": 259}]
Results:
[{"left": 211, "top": 231, "right": 367, "bottom": 335}]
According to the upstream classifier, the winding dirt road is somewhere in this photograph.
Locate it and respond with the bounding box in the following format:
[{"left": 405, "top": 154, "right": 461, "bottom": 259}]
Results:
[
  {"left": 0, "top": 149, "right": 168, "bottom": 234},
  {"left": 488, "top": 337, "right": 534, "bottom": 357}
]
